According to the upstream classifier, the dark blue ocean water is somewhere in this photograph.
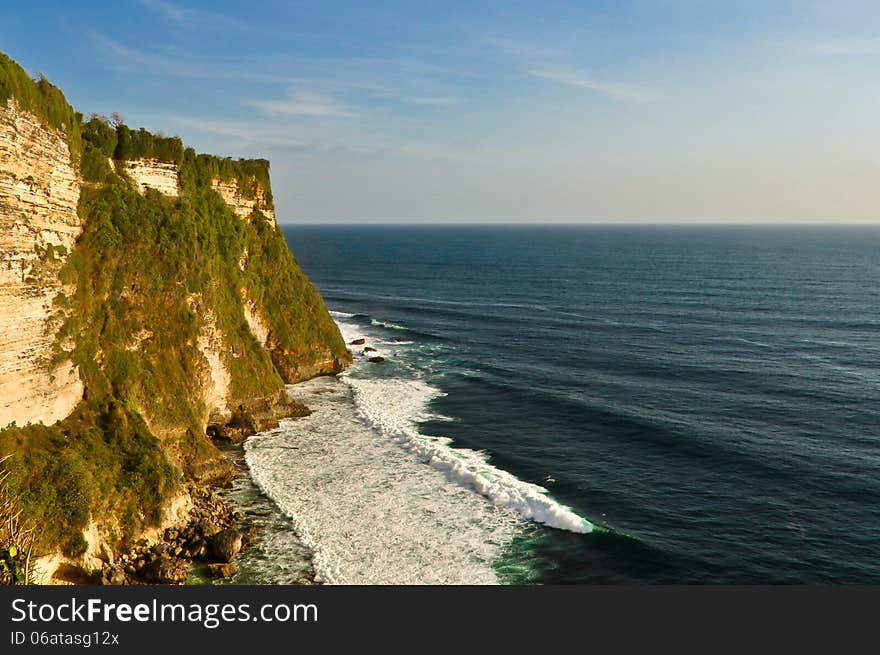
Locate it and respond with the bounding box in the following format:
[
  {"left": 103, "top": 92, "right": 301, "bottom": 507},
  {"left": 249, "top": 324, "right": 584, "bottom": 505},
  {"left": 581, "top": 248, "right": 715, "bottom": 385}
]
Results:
[{"left": 280, "top": 225, "right": 880, "bottom": 584}]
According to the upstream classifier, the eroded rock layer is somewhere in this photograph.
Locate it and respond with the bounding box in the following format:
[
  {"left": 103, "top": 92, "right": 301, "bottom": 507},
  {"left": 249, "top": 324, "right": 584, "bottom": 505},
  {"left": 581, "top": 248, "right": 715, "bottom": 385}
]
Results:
[
  {"left": 211, "top": 178, "right": 276, "bottom": 224},
  {"left": 0, "top": 98, "right": 82, "bottom": 427},
  {"left": 120, "top": 158, "right": 179, "bottom": 197}
]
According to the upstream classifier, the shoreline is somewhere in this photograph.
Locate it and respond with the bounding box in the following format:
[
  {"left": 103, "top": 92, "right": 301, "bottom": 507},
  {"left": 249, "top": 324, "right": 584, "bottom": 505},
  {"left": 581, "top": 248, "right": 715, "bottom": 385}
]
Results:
[
  {"left": 199, "top": 439, "right": 316, "bottom": 585},
  {"left": 49, "top": 481, "right": 244, "bottom": 585},
  {"left": 133, "top": 385, "right": 322, "bottom": 586},
  {"left": 44, "top": 382, "right": 325, "bottom": 586},
  {"left": 244, "top": 369, "right": 519, "bottom": 584}
]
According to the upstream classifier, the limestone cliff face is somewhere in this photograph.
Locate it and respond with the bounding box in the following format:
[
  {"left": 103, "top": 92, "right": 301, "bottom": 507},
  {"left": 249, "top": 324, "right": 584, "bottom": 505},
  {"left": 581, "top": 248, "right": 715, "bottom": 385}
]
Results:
[
  {"left": 0, "top": 98, "right": 82, "bottom": 428},
  {"left": 0, "top": 66, "right": 348, "bottom": 442},
  {"left": 241, "top": 288, "right": 270, "bottom": 347},
  {"left": 120, "top": 158, "right": 179, "bottom": 197},
  {"left": 211, "top": 178, "right": 276, "bottom": 224},
  {"left": 191, "top": 292, "right": 234, "bottom": 431},
  {"left": 119, "top": 158, "right": 271, "bottom": 221},
  {"left": 0, "top": 112, "right": 337, "bottom": 432}
]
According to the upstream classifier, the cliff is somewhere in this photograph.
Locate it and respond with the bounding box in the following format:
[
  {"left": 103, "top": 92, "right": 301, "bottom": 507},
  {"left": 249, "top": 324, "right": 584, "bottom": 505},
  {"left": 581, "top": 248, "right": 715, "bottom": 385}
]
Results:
[
  {"left": 0, "top": 97, "right": 83, "bottom": 427},
  {"left": 0, "top": 52, "right": 350, "bottom": 579}
]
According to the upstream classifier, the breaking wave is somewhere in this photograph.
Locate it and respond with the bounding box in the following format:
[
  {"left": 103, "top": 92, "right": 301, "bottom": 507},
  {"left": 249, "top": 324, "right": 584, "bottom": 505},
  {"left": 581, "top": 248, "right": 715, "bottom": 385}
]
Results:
[{"left": 343, "top": 376, "right": 594, "bottom": 534}]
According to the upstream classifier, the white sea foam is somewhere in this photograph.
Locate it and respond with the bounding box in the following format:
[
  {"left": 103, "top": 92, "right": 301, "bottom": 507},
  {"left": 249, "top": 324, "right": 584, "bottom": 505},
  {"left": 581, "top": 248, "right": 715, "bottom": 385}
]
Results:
[
  {"left": 329, "top": 310, "right": 356, "bottom": 318},
  {"left": 336, "top": 318, "right": 365, "bottom": 344},
  {"left": 245, "top": 377, "right": 521, "bottom": 584},
  {"left": 333, "top": 311, "right": 593, "bottom": 534},
  {"left": 371, "top": 318, "right": 409, "bottom": 330},
  {"left": 343, "top": 376, "right": 595, "bottom": 535}
]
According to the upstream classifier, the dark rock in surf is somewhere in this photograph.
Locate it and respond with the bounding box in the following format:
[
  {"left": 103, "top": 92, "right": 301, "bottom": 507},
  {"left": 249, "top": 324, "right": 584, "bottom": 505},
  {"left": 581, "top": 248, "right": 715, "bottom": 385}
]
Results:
[
  {"left": 368, "top": 356, "right": 385, "bottom": 364},
  {"left": 350, "top": 338, "right": 366, "bottom": 345},
  {"left": 209, "top": 528, "right": 244, "bottom": 562}
]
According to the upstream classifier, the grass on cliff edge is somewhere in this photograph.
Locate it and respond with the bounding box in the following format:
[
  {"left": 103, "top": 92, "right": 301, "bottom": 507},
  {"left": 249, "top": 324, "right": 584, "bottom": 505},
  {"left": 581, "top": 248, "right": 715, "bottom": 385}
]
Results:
[{"left": 0, "top": 51, "right": 81, "bottom": 160}]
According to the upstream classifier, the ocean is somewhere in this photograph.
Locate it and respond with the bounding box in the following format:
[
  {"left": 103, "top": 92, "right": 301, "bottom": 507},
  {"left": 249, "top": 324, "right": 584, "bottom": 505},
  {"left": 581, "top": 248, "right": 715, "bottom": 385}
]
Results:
[{"left": 236, "top": 225, "right": 880, "bottom": 584}]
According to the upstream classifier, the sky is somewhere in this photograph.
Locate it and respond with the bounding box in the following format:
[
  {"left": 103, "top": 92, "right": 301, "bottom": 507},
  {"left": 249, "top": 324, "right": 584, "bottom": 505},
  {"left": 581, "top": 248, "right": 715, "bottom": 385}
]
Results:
[{"left": 1, "top": 1, "right": 879, "bottom": 223}]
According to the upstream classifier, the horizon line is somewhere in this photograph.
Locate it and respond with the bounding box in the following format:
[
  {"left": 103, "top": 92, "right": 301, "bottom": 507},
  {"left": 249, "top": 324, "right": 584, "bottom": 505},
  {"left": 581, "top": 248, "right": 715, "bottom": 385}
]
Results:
[{"left": 276, "top": 220, "right": 880, "bottom": 227}]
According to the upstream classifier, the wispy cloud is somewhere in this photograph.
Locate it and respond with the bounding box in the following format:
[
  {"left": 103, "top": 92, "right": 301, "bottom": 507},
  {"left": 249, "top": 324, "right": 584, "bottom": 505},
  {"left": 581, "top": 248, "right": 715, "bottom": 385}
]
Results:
[
  {"left": 136, "top": 0, "right": 322, "bottom": 41},
  {"left": 169, "top": 115, "right": 447, "bottom": 158},
  {"left": 137, "top": 0, "right": 193, "bottom": 23},
  {"left": 482, "top": 37, "right": 567, "bottom": 59},
  {"left": 91, "top": 33, "right": 296, "bottom": 83},
  {"left": 169, "top": 116, "right": 322, "bottom": 151},
  {"left": 136, "top": 0, "right": 238, "bottom": 30},
  {"left": 97, "top": 33, "right": 164, "bottom": 69},
  {"left": 168, "top": 114, "right": 484, "bottom": 162},
  {"left": 91, "top": 32, "right": 460, "bottom": 96},
  {"left": 410, "top": 96, "right": 462, "bottom": 106},
  {"left": 248, "top": 91, "right": 357, "bottom": 118},
  {"left": 527, "top": 69, "right": 654, "bottom": 102}
]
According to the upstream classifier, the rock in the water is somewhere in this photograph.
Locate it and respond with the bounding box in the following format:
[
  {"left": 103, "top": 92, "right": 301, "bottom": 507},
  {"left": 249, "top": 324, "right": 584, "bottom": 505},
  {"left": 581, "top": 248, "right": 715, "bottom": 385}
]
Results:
[
  {"left": 206, "top": 563, "right": 239, "bottom": 579},
  {"left": 209, "top": 528, "right": 244, "bottom": 563},
  {"left": 349, "top": 338, "right": 366, "bottom": 345},
  {"left": 140, "top": 557, "right": 188, "bottom": 584},
  {"left": 363, "top": 347, "right": 377, "bottom": 353},
  {"left": 368, "top": 356, "right": 385, "bottom": 364}
]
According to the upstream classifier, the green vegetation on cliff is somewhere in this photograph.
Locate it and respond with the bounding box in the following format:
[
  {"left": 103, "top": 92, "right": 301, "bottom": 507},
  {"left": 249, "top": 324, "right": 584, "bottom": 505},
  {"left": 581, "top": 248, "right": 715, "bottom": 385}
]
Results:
[
  {"left": 183, "top": 149, "right": 274, "bottom": 206},
  {"left": 242, "top": 217, "right": 348, "bottom": 380},
  {"left": 58, "top": 159, "right": 286, "bottom": 427},
  {"left": 0, "top": 406, "right": 177, "bottom": 555},
  {"left": 0, "top": 52, "right": 81, "bottom": 160},
  {"left": 1, "top": 457, "right": 37, "bottom": 584},
  {"left": 114, "top": 124, "right": 184, "bottom": 163},
  {"left": 0, "top": 52, "right": 349, "bottom": 560}
]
